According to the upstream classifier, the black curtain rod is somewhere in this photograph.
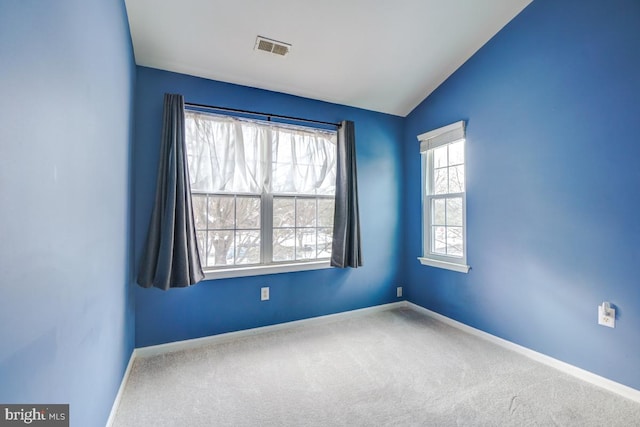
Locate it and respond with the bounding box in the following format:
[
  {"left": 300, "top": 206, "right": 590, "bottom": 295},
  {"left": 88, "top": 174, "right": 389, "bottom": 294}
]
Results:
[{"left": 185, "top": 102, "right": 341, "bottom": 128}]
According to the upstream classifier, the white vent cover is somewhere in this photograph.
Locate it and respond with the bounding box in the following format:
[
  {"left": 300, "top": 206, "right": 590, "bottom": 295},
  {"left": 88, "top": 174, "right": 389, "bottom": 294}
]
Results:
[{"left": 255, "top": 36, "right": 291, "bottom": 56}]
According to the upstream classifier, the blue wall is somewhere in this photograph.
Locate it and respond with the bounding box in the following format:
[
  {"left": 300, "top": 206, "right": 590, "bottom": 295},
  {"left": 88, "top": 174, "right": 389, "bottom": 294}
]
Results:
[
  {"left": 133, "top": 67, "right": 404, "bottom": 347},
  {"left": 403, "top": 0, "right": 640, "bottom": 390},
  {"left": 0, "top": 1, "right": 135, "bottom": 426},
  {"left": 3, "top": 1, "right": 637, "bottom": 422}
]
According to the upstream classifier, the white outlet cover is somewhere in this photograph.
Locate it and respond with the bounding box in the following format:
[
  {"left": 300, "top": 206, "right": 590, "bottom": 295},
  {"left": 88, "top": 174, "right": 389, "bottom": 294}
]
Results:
[
  {"left": 598, "top": 305, "right": 615, "bottom": 328},
  {"left": 261, "top": 287, "right": 269, "bottom": 301}
]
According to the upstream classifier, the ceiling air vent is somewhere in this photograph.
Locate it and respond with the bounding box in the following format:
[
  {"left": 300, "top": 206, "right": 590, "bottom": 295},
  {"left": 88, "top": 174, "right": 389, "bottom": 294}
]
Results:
[{"left": 255, "top": 36, "right": 291, "bottom": 56}]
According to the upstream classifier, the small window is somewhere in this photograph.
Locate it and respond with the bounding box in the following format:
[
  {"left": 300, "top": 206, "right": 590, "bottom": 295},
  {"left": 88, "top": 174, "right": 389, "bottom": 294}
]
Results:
[
  {"left": 417, "top": 121, "right": 470, "bottom": 273},
  {"left": 185, "top": 110, "right": 337, "bottom": 278}
]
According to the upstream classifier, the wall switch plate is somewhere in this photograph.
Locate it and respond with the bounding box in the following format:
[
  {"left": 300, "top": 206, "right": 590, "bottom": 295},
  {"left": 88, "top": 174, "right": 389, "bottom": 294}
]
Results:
[
  {"left": 598, "top": 303, "right": 615, "bottom": 328},
  {"left": 397, "top": 287, "right": 403, "bottom": 298},
  {"left": 261, "top": 287, "right": 269, "bottom": 301}
]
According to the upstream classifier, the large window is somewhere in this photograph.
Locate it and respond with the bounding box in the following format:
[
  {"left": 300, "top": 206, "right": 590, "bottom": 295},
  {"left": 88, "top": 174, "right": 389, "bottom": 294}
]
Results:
[
  {"left": 185, "top": 110, "right": 337, "bottom": 277},
  {"left": 418, "top": 121, "right": 470, "bottom": 273}
]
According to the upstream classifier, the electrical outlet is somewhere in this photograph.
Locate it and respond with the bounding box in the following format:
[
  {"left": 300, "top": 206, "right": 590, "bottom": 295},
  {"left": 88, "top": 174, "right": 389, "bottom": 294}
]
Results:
[
  {"left": 261, "top": 287, "right": 269, "bottom": 301},
  {"left": 598, "top": 302, "right": 615, "bottom": 328},
  {"left": 397, "top": 286, "right": 403, "bottom": 298}
]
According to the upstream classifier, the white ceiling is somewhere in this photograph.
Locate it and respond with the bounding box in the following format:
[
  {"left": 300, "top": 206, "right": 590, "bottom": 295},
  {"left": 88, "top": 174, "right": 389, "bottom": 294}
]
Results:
[{"left": 124, "top": 0, "right": 531, "bottom": 117}]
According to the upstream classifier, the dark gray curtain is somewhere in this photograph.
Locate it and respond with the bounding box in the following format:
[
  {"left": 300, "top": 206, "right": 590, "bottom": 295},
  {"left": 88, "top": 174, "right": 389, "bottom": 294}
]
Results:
[
  {"left": 331, "top": 120, "right": 363, "bottom": 268},
  {"left": 137, "top": 94, "right": 204, "bottom": 290}
]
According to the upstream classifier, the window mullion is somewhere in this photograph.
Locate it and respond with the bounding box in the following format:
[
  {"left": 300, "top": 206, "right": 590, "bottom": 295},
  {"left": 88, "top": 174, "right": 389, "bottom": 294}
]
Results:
[
  {"left": 430, "top": 193, "right": 464, "bottom": 199},
  {"left": 293, "top": 197, "right": 298, "bottom": 260},
  {"left": 262, "top": 129, "right": 273, "bottom": 264},
  {"left": 205, "top": 194, "right": 210, "bottom": 268},
  {"left": 262, "top": 192, "right": 273, "bottom": 264}
]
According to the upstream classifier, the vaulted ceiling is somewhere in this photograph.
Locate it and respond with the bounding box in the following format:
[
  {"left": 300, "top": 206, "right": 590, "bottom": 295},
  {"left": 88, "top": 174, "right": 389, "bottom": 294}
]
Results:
[{"left": 125, "top": 0, "right": 532, "bottom": 116}]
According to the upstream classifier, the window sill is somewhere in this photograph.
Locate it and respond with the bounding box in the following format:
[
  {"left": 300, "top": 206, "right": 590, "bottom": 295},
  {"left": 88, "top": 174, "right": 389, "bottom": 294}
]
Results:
[
  {"left": 203, "top": 260, "right": 332, "bottom": 280},
  {"left": 418, "top": 257, "right": 470, "bottom": 273}
]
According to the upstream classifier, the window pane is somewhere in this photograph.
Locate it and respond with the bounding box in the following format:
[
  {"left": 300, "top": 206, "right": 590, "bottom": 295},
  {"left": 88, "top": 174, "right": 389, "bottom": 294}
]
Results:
[
  {"left": 433, "top": 146, "right": 447, "bottom": 168},
  {"left": 235, "top": 230, "right": 260, "bottom": 265},
  {"left": 434, "top": 168, "right": 448, "bottom": 195},
  {"left": 446, "top": 198, "right": 463, "bottom": 226},
  {"left": 296, "top": 229, "right": 317, "bottom": 260},
  {"left": 236, "top": 196, "right": 260, "bottom": 229},
  {"left": 273, "top": 197, "right": 295, "bottom": 228},
  {"left": 449, "top": 165, "right": 465, "bottom": 193},
  {"left": 447, "top": 227, "right": 463, "bottom": 257},
  {"left": 208, "top": 230, "right": 234, "bottom": 266},
  {"left": 317, "top": 199, "right": 334, "bottom": 227},
  {"left": 317, "top": 227, "right": 332, "bottom": 258},
  {"left": 432, "top": 226, "right": 447, "bottom": 254},
  {"left": 273, "top": 228, "right": 295, "bottom": 261},
  {"left": 271, "top": 135, "right": 293, "bottom": 193},
  {"left": 272, "top": 129, "right": 337, "bottom": 195},
  {"left": 432, "top": 199, "right": 446, "bottom": 226},
  {"left": 448, "top": 141, "right": 464, "bottom": 166},
  {"left": 296, "top": 198, "right": 316, "bottom": 227},
  {"left": 196, "top": 231, "right": 207, "bottom": 266},
  {"left": 208, "top": 196, "right": 234, "bottom": 229},
  {"left": 185, "top": 113, "right": 262, "bottom": 193},
  {"left": 192, "top": 195, "right": 207, "bottom": 230}
]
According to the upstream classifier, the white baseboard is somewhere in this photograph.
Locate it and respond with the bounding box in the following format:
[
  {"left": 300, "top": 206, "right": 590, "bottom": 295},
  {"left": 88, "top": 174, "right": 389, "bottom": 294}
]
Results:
[
  {"left": 136, "top": 302, "right": 405, "bottom": 358},
  {"left": 105, "top": 349, "right": 137, "bottom": 427},
  {"left": 406, "top": 302, "right": 640, "bottom": 404}
]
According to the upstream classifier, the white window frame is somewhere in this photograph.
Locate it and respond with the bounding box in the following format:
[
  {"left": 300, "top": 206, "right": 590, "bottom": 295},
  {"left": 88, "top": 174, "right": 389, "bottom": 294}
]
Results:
[
  {"left": 185, "top": 110, "right": 337, "bottom": 280},
  {"left": 417, "top": 121, "right": 470, "bottom": 273}
]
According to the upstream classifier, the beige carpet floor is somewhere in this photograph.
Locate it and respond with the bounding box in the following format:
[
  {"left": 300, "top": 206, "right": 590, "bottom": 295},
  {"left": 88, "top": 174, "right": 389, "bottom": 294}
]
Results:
[{"left": 112, "top": 307, "right": 640, "bottom": 426}]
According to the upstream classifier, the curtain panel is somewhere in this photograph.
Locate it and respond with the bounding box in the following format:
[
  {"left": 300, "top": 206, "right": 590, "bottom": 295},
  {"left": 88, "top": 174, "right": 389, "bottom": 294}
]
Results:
[
  {"left": 185, "top": 112, "right": 337, "bottom": 195},
  {"left": 331, "top": 120, "right": 363, "bottom": 268},
  {"left": 137, "top": 94, "right": 204, "bottom": 290}
]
